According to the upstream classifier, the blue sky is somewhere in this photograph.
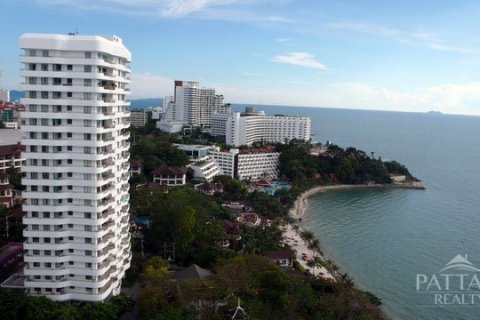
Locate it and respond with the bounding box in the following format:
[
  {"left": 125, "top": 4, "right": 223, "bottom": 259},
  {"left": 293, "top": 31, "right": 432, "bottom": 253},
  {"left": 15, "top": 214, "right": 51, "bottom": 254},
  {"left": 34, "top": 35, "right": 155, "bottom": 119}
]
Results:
[{"left": 1, "top": 0, "right": 480, "bottom": 115}]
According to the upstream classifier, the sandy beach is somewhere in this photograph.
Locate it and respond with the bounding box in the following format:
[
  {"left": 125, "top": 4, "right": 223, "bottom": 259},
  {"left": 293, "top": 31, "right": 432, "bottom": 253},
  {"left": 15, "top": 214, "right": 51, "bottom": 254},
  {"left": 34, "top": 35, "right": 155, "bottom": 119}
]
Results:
[
  {"left": 288, "top": 184, "right": 377, "bottom": 219},
  {"left": 281, "top": 223, "right": 335, "bottom": 281}
]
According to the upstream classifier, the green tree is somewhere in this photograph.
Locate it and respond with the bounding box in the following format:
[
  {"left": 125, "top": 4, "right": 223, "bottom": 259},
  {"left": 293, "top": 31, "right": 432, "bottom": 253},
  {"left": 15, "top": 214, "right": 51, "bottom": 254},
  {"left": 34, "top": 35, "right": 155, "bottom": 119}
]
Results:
[{"left": 138, "top": 257, "right": 179, "bottom": 320}]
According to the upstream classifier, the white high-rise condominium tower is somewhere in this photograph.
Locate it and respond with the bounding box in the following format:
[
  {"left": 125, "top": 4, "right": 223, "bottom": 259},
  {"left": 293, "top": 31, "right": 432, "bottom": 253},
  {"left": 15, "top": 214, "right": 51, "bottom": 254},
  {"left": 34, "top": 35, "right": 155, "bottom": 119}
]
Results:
[
  {"left": 19, "top": 33, "right": 132, "bottom": 301},
  {"left": 158, "top": 81, "right": 224, "bottom": 132}
]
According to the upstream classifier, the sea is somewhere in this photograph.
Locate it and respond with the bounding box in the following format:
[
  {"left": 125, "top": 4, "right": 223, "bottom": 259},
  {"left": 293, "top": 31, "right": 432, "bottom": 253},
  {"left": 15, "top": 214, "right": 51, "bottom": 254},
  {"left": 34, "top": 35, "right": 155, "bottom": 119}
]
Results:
[{"left": 233, "top": 104, "right": 480, "bottom": 320}]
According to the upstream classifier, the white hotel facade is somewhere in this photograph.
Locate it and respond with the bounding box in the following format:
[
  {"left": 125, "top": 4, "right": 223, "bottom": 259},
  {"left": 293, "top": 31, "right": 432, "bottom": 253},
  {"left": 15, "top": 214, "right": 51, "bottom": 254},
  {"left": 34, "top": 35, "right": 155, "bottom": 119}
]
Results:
[
  {"left": 212, "top": 107, "right": 311, "bottom": 147},
  {"left": 19, "top": 33, "right": 131, "bottom": 301}
]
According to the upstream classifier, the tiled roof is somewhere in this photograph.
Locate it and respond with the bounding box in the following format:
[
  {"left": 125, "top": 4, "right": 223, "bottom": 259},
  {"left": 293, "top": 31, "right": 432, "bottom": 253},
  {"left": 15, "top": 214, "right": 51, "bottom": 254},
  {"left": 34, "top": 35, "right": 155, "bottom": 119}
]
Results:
[
  {"left": 153, "top": 166, "right": 187, "bottom": 176},
  {"left": 0, "top": 143, "right": 24, "bottom": 157},
  {"left": 263, "top": 249, "right": 295, "bottom": 260}
]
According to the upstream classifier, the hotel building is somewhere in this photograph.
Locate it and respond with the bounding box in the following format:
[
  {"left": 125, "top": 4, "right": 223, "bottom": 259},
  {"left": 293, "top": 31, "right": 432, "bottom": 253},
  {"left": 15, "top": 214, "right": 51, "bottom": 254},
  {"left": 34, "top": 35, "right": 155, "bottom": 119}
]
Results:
[
  {"left": 211, "top": 107, "right": 311, "bottom": 147},
  {"left": 19, "top": 33, "right": 132, "bottom": 301}
]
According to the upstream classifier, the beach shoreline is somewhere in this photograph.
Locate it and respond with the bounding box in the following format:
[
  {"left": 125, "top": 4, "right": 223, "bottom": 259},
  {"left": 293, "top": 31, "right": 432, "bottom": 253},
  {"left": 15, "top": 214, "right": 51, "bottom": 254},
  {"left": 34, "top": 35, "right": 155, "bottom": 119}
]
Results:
[
  {"left": 283, "top": 182, "right": 424, "bottom": 282},
  {"left": 288, "top": 182, "right": 424, "bottom": 219}
]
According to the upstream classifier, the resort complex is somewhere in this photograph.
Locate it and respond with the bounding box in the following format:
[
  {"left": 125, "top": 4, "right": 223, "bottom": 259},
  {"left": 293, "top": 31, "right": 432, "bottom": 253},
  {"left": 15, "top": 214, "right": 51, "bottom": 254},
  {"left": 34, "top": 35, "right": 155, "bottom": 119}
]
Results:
[{"left": 156, "top": 82, "right": 311, "bottom": 147}]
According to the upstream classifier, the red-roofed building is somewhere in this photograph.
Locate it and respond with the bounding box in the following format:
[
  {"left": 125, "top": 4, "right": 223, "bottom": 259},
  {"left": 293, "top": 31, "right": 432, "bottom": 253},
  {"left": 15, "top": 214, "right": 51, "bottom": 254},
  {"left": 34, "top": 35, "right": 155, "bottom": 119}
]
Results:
[
  {"left": 129, "top": 160, "right": 142, "bottom": 175},
  {"left": 0, "top": 172, "right": 13, "bottom": 207},
  {"left": 153, "top": 166, "right": 187, "bottom": 186},
  {"left": 263, "top": 249, "right": 295, "bottom": 269},
  {"left": 0, "top": 143, "right": 25, "bottom": 172}
]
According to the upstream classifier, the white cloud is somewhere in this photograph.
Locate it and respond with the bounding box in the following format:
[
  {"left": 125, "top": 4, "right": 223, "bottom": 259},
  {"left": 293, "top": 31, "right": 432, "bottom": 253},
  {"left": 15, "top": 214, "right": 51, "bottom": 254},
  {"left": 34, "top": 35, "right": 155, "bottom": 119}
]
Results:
[
  {"left": 128, "top": 72, "right": 480, "bottom": 115},
  {"left": 273, "top": 52, "right": 327, "bottom": 70},
  {"left": 327, "top": 21, "right": 480, "bottom": 55},
  {"left": 34, "top": 0, "right": 293, "bottom": 22},
  {"left": 266, "top": 15, "right": 294, "bottom": 24},
  {"left": 162, "top": 0, "right": 236, "bottom": 18}
]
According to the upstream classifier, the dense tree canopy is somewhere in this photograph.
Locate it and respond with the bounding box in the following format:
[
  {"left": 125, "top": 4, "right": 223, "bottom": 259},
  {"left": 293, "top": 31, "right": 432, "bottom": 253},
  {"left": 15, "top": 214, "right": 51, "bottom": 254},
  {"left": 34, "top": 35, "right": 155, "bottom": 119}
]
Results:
[{"left": 277, "top": 141, "right": 415, "bottom": 187}]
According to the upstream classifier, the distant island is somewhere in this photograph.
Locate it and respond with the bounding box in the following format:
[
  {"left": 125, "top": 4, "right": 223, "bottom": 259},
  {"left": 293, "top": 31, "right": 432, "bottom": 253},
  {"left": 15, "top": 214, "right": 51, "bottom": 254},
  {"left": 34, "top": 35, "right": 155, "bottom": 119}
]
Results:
[{"left": 426, "top": 110, "right": 443, "bottom": 115}]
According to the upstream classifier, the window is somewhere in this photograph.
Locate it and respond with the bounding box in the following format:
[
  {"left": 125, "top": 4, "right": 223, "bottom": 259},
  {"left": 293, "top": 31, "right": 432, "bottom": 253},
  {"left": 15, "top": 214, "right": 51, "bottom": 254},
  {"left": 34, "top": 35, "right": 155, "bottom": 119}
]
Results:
[
  {"left": 41, "top": 64, "right": 48, "bottom": 71},
  {"left": 67, "top": 119, "right": 72, "bottom": 124},
  {"left": 29, "top": 105, "right": 37, "bottom": 112},
  {"left": 53, "top": 64, "right": 62, "bottom": 71},
  {"left": 67, "top": 146, "right": 72, "bottom": 151},
  {"left": 67, "top": 65, "right": 73, "bottom": 71},
  {"left": 67, "top": 92, "right": 72, "bottom": 97},
  {"left": 84, "top": 147, "right": 91, "bottom": 154},
  {"left": 84, "top": 79, "right": 91, "bottom": 86},
  {"left": 42, "top": 172, "right": 49, "bottom": 179},
  {"left": 41, "top": 146, "right": 48, "bottom": 153},
  {"left": 42, "top": 159, "right": 48, "bottom": 166},
  {"left": 41, "top": 119, "right": 49, "bottom": 126},
  {"left": 29, "top": 77, "right": 36, "bottom": 84},
  {"left": 41, "top": 132, "right": 48, "bottom": 139},
  {"left": 29, "top": 118, "right": 37, "bottom": 126},
  {"left": 31, "top": 186, "right": 38, "bottom": 192},
  {"left": 84, "top": 212, "right": 92, "bottom": 219},
  {"left": 33, "top": 262, "right": 40, "bottom": 267},
  {"left": 41, "top": 77, "right": 48, "bottom": 85},
  {"left": 67, "top": 132, "right": 72, "bottom": 138},
  {"left": 41, "top": 105, "right": 49, "bottom": 112},
  {"left": 66, "top": 105, "right": 72, "bottom": 111},
  {"left": 85, "top": 52, "right": 92, "bottom": 58},
  {"left": 42, "top": 50, "right": 49, "bottom": 57},
  {"left": 84, "top": 120, "right": 91, "bottom": 127},
  {"left": 84, "top": 65, "right": 91, "bottom": 73}
]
